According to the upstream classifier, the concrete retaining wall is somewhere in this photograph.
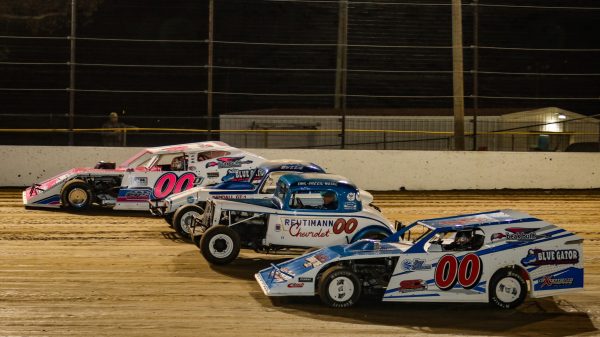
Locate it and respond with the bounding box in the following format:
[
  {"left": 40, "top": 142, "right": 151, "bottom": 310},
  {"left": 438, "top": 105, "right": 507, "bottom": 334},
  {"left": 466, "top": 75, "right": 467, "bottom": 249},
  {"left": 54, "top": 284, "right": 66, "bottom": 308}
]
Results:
[{"left": 2, "top": 145, "right": 599, "bottom": 190}]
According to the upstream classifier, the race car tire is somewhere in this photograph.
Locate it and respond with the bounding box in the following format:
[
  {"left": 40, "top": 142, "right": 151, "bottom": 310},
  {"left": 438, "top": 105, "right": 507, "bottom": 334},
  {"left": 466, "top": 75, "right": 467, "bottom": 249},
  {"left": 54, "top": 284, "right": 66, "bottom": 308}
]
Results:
[
  {"left": 60, "top": 179, "right": 93, "bottom": 210},
  {"left": 173, "top": 205, "right": 204, "bottom": 239},
  {"left": 200, "top": 225, "right": 240, "bottom": 265},
  {"left": 318, "top": 266, "right": 362, "bottom": 308},
  {"left": 489, "top": 268, "right": 527, "bottom": 309},
  {"left": 164, "top": 213, "right": 174, "bottom": 227}
]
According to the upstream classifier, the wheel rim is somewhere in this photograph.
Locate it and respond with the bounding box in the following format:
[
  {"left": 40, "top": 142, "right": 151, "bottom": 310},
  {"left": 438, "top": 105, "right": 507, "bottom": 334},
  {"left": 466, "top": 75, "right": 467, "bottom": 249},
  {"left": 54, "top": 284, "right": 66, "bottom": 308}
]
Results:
[
  {"left": 209, "top": 233, "right": 234, "bottom": 259},
  {"left": 180, "top": 210, "right": 201, "bottom": 234},
  {"left": 68, "top": 188, "right": 88, "bottom": 207},
  {"left": 328, "top": 276, "right": 354, "bottom": 302},
  {"left": 495, "top": 277, "right": 521, "bottom": 303}
]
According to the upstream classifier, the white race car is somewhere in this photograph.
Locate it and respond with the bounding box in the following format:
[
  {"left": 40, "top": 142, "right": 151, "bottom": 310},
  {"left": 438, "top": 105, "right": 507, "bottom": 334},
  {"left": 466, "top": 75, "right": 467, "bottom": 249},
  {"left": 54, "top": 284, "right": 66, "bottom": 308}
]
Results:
[
  {"left": 149, "top": 160, "right": 326, "bottom": 238},
  {"left": 22, "top": 141, "right": 265, "bottom": 211},
  {"left": 192, "top": 173, "right": 394, "bottom": 265},
  {"left": 256, "top": 210, "right": 584, "bottom": 309}
]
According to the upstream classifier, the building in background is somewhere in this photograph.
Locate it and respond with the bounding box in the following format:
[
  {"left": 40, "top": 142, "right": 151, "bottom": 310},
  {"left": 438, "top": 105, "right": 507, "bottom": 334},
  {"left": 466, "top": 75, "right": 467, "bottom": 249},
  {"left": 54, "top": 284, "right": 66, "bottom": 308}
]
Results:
[{"left": 220, "top": 107, "right": 599, "bottom": 151}]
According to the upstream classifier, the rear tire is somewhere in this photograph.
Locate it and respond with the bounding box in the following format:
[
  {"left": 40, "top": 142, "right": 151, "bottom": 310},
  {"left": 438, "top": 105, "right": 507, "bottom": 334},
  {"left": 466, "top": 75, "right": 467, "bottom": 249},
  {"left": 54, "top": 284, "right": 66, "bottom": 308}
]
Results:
[
  {"left": 60, "top": 179, "right": 93, "bottom": 210},
  {"left": 173, "top": 205, "right": 203, "bottom": 239},
  {"left": 318, "top": 266, "right": 361, "bottom": 308},
  {"left": 200, "top": 225, "right": 240, "bottom": 265},
  {"left": 489, "top": 269, "right": 527, "bottom": 309}
]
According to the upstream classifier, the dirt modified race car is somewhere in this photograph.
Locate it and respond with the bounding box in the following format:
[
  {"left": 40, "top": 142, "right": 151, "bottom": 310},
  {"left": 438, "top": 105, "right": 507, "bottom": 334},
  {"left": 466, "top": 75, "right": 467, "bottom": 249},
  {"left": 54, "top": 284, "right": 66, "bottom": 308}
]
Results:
[
  {"left": 256, "top": 210, "right": 583, "bottom": 309},
  {"left": 191, "top": 173, "right": 394, "bottom": 265},
  {"left": 22, "top": 141, "right": 265, "bottom": 211},
  {"left": 149, "top": 160, "right": 326, "bottom": 238}
]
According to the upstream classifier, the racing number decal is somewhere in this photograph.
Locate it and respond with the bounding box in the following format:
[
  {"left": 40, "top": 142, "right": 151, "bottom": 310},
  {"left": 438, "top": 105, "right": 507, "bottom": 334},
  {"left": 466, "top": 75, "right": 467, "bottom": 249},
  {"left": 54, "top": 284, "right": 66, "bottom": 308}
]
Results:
[
  {"left": 458, "top": 254, "right": 482, "bottom": 289},
  {"left": 435, "top": 253, "right": 482, "bottom": 291},
  {"left": 153, "top": 172, "right": 197, "bottom": 199},
  {"left": 332, "top": 218, "right": 358, "bottom": 235}
]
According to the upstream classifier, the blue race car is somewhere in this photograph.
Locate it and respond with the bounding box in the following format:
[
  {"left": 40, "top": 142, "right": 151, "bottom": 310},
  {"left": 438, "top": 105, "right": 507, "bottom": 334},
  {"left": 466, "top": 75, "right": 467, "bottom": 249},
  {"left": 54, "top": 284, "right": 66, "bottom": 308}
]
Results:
[
  {"left": 149, "top": 160, "right": 326, "bottom": 238},
  {"left": 256, "top": 210, "right": 584, "bottom": 309}
]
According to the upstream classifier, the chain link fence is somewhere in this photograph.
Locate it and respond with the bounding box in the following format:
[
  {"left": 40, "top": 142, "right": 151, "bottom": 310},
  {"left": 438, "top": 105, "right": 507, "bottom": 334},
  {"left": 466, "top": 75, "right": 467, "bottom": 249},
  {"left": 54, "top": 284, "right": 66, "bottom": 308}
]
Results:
[{"left": 1, "top": 0, "right": 600, "bottom": 150}]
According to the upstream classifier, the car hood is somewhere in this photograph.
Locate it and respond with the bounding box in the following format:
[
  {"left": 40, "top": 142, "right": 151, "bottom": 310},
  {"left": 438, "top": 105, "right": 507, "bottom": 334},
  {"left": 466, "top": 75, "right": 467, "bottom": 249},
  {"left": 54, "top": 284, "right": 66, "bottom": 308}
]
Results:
[
  {"left": 214, "top": 198, "right": 279, "bottom": 211},
  {"left": 25, "top": 167, "right": 124, "bottom": 196},
  {"left": 256, "top": 239, "right": 407, "bottom": 295}
]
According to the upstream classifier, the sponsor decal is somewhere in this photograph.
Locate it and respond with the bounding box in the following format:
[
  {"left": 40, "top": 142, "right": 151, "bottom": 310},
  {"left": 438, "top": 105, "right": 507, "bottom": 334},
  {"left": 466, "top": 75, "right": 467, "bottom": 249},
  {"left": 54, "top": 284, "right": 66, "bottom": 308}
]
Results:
[
  {"left": 343, "top": 201, "right": 357, "bottom": 210},
  {"left": 186, "top": 196, "right": 195, "bottom": 204},
  {"left": 438, "top": 215, "right": 495, "bottom": 226},
  {"left": 399, "top": 279, "right": 428, "bottom": 293},
  {"left": 134, "top": 177, "right": 148, "bottom": 186},
  {"left": 491, "top": 228, "right": 548, "bottom": 242},
  {"left": 303, "top": 254, "right": 328, "bottom": 268},
  {"left": 270, "top": 267, "right": 295, "bottom": 283},
  {"left": 188, "top": 166, "right": 196, "bottom": 171},
  {"left": 490, "top": 233, "right": 506, "bottom": 241},
  {"left": 296, "top": 181, "right": 337, "bottom": 186},
  {"left": 205, "top": 156, "right": 252, "bottom": 169},
  {"left": 281, "top": 218, "right": 358, "bottom": 238},
  {"left": 298, "top": 277, "right": 314, "bottom": 283},
  {"left": 221, "top": 168, "right": 257, "bottom": 182},
  {"left": 280, "top": 165, "right": 305, "bottom": 170},
  {"left": 117, "top": 188, "right": 152, "bottom": 202},
  {"left": 207, "top": 172, "right": 219, "bottom": 178},
  {"left": 539, "top": 275, "right": 574, "bottom": 288},
  {"left": 401, "top": 259, "right": 432, "bottom": 271},
  {"left": 211, "top": 194, "right": 248, "bottom": 200},
  {"left": 287, "top": 283, "right": 304, "bottom": 288},
  {"left": 275, "top": 223, "right": 282, "bottom": 232},
  {"left": 521, "top": 249, "right": 579, "bottom": 266},
  {"left": 346, "top": 192, "right": 356, "bottom": 202}
]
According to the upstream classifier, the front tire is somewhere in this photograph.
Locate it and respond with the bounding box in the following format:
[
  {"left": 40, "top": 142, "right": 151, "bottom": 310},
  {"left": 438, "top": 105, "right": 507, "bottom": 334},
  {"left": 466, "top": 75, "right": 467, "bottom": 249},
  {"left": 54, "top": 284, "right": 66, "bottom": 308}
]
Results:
[
  {"left": 60, "top": 179, "right": 93, "bottom": 210},
  {"left": 173, "top": 205, "right": 204, "bottom": 239},
  {"left": 489, "top": 269, "right": 527, "bottom": 309},
  {"left": 199, "top": 225, "right": 240, "bottom": 265},
  {"left": 318, "top": 266, "right": 362, "bottom": 308}
]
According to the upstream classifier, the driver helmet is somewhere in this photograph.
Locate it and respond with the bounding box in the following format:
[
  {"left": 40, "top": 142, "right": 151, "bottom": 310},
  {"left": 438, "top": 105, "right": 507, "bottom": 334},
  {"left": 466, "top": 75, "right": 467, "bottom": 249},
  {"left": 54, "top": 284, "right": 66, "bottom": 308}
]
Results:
[
  {"left": 171, "top": 155, "right": 187, "bottom": 171},
  {"left": 454, "top": 230, "right": 473, "bottom": 246}
]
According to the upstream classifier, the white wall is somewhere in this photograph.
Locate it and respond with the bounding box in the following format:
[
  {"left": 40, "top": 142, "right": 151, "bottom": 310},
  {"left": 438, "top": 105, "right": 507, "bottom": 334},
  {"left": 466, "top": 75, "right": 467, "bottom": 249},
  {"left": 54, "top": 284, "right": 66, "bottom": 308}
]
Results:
[{"left": 2, "top": 145, "right": 599, "bottom": 190}]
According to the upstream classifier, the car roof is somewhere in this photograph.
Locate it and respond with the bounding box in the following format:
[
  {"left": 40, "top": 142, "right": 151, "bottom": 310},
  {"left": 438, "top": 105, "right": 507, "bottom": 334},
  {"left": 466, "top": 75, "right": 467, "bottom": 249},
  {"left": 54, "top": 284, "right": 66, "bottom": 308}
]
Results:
[
  {"left": 146, "top": 141, "right": 236, "bottom": 154},
  {"left": 279, "top": 173, "right": 357, "bottom": 190},
  {"left": 258, "top": 160, "right": 324, "bottom": 173},
  {"left": 418, "top": 209, "right": 540, "bottom": 230}
]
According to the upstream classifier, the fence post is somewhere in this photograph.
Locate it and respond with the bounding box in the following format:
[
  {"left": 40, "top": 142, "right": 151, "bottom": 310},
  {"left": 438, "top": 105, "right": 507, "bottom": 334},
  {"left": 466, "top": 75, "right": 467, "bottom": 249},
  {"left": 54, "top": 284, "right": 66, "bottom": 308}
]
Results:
[
  {"left": 68, "top": 0, "right": 77, "bottom": 146},
  {"left": 335, "top": 0, "right": 348, "bottom": 149},
  {"left": 207, "top": 0, "right": 214, "bottom": 141},
  {"left": 451, "top": 0, "right": 465, "bottom": 151},
  {"left": 472, "top": 0, "right": 479, "bottom": 151}
]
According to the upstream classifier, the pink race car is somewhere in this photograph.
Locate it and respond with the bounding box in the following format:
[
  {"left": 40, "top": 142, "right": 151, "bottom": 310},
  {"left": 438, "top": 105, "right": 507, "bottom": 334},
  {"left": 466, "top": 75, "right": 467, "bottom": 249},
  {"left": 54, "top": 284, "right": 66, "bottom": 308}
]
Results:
[{"left": 23, "top": 141, "right": 265, "bottom": 211}]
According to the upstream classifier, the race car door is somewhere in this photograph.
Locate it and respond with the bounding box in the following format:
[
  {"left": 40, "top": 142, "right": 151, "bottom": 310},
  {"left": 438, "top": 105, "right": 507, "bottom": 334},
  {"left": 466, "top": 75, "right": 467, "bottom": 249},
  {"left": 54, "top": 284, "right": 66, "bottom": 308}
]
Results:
[
  {"left": 384, "top": 227, "right": 488, "bottom": 303},
  {"left": 114, "top": 152, "right": 200, "bottom": 210}
]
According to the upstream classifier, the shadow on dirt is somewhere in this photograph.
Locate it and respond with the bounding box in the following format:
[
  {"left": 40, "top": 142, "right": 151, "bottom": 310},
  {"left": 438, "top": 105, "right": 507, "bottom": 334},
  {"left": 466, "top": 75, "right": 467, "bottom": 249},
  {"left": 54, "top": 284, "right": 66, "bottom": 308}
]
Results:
[
  {"left": 25, "top": 206, "right": 154, "bottom": 218},
  {"left": 208, "top": 254, "right": 299, "bottom": 280},
  {"left": 250, "top": 293, "right": 597, "bottom": 337},
  {"left": 196, "top": 256, "right": 597, "bottom": 337}
]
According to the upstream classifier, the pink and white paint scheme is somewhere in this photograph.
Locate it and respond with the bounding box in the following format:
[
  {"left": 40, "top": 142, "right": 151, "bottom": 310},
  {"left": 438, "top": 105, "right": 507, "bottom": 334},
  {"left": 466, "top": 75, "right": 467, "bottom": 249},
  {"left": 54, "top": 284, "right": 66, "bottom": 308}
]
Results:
[{"left": 23, "top": 141, "right": 266, "bottom": 211}]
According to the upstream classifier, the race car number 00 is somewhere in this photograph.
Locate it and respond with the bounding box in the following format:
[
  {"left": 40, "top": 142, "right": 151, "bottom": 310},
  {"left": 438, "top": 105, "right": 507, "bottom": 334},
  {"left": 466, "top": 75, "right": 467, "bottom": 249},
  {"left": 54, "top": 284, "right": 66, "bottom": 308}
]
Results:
[
  {"left": 332, "top": 218, "right": 358, "bottom": 235},
  {"left": 153, "top": 172, "right": 197, "bottom": 199},
  {"left": 435, "top": 253, "right": 482, "bottom": 290}
]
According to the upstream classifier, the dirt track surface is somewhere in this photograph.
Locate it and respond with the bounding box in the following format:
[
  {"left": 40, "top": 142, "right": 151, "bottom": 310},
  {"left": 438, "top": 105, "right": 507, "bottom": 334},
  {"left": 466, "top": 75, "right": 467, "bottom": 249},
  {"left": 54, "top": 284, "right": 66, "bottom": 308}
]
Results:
[{"left": 1, "top": 188, "right": 599, "bottom": 337}]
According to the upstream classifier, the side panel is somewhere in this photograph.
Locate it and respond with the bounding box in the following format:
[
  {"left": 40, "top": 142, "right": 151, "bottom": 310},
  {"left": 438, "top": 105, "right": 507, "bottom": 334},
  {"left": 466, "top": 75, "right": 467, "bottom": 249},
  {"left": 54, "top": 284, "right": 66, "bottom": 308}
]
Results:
[
  {"left": 114, "top": 171, "right": 200, "bottom": 210},
  {"left": 265, "top": 213, "right": 386, "bottom": 247},
  {"left": 384, "top": 251, "right": 488, "bottom": 303}
]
